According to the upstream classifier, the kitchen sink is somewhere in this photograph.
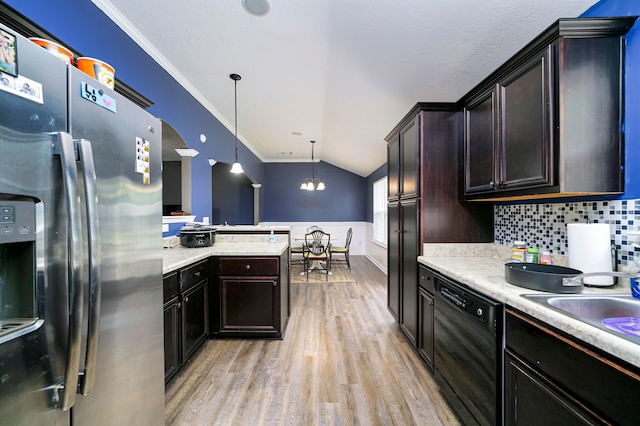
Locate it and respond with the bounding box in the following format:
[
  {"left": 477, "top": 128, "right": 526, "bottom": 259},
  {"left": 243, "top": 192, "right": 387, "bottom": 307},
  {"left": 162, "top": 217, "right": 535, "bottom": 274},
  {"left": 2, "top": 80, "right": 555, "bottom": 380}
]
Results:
[{"left": 521, "top": 294, "right": 640, "bottom": 344}]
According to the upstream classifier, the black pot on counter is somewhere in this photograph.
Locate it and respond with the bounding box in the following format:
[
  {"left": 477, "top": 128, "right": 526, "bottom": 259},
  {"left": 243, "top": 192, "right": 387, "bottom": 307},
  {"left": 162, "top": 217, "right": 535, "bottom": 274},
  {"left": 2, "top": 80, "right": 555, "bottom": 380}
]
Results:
[{"left": 179, "top": 224, "right": 216, "bottom": 247}]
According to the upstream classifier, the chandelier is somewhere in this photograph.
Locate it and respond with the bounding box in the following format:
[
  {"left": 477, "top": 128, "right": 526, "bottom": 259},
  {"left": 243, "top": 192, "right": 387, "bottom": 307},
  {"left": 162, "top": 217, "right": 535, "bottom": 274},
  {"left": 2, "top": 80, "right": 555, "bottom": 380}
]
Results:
[{"left": 300, "top": 140, "right": 325, "bottom": 191}]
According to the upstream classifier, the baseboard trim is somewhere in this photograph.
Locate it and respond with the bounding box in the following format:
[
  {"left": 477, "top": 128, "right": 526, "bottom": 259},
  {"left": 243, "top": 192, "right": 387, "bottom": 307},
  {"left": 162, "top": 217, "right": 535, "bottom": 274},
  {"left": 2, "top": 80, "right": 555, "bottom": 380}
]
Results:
[{"left": 365, "top": 254, "right": 387, "bottom": 275}]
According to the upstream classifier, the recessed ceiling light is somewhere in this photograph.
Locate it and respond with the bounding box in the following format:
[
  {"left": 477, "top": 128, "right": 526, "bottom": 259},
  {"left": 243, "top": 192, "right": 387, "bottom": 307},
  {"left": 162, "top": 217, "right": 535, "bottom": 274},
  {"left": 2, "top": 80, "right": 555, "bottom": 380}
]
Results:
[
  {"left": 291, "top": 131, "right": 302, "bottom": 136},
  {"left": 242, "top": 0, "right": 270, "bottom": 16}
]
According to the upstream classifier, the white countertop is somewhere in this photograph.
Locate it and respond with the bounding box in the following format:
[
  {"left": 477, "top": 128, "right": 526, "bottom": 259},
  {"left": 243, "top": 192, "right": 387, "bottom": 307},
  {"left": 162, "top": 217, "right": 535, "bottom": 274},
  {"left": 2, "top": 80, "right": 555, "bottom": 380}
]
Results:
[
  {"left": 213, "top": 225, "right": 291, "bottom": 232},
  {"left": 163, "top": 242, "right": 289, "bottom": 274},
  {"left": 418, "top": 243, "right": 640, "bottom": 369}
]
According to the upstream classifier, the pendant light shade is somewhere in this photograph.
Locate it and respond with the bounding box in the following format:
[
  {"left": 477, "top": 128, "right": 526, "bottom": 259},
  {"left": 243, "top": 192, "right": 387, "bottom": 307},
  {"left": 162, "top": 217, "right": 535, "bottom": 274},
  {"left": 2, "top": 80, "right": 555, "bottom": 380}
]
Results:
[
  {"left": 230, "top": 161, "right": 244, "bottom": 173},
  {"left": 230, "top": 73, "right": 244, "bottom": 174},
  {"left": 300, "top": 140, "right": 326, "bottom": 191}
]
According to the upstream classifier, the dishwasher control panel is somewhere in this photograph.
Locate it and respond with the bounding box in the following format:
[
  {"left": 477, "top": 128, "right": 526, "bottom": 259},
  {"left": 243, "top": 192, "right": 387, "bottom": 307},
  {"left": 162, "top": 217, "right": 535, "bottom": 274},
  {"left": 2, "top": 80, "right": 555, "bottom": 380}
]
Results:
[{"left": 438, "top": 283, "right": 491, "bottom": 324}]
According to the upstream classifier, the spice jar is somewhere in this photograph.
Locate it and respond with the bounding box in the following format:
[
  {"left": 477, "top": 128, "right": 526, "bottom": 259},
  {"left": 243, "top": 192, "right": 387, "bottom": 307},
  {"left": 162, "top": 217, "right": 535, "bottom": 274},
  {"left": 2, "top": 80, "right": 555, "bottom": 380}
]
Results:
[
  {"left": 540, "top": 251, "right": 552, "bottom": 265},
  {"left": 511, "top": 241, "right": 527, "bottom": 262},
  {"left": 526, "top": 247, "right": 539, "bottom": 263}
]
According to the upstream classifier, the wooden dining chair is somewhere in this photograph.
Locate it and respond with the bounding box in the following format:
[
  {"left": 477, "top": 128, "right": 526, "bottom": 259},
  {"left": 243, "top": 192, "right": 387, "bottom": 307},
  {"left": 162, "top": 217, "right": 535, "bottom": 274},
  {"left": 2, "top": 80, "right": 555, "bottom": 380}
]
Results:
[
  {"left": 303, "top": 230, "right": 331, "bottom": 281},
  {"left": 330, "top": 227, "right": 353, "bottom": 270}
]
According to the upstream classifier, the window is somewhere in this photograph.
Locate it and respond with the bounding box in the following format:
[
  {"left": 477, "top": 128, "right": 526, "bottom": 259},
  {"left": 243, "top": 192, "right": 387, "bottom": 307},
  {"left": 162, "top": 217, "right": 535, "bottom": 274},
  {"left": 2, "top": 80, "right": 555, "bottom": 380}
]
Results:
[{"left": 373, "top": 177, "right": 387, "bottom": 246}]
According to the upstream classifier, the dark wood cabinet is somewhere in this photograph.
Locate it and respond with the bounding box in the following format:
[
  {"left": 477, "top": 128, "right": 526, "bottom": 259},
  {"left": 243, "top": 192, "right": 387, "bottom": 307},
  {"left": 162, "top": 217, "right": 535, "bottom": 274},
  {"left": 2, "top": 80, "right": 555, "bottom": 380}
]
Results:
[
  {"left": 465, "top": 49, "right": 553, "bottom": 196},
  {"left": 398, "top": 199, "right": 419, "bottom": 346},
  {"left": 163, "top": 260, "right": 209, "bottom": 384},
  {"left": 387, "top": 136, "right": 400, "bottom": 200},
  {"left": 212, "top": 254, "right": 289, "bottom": 339},
  {"left": 465, "top": 89, "right": 496, "bottom": 194},
  {"left": 505, "top": 351, "right": 600, "bottom": 425},
  {"left": 163, "top": 271, "right": 181, "bottom": 384},
  {"left": 386, "top": 103, "right": 493, "bottom": 348},
  {"left": 387, "top": 118, "right": 418, "bottom": 201},
  {"left": 387, "top": 202, "right": 400, "bottom": 321},
  {"left": 400, "top": 119, "right": 419, "bottom": 199},
  {"left": 505, "top": 308, "right": 640, "bottom": 425},
  {"left": 387, "top": 199, "right": 419, "bottom": 344},
  {"left": 163, "top": 300, "right": 181, "bottom": 382},
  {"left": 418, "top": 266, "right": 435, "bottom": 370},
  {"left": 463, "top": 17, "right": 635, "bottom": 200},
  {"left": 181, "top": 281, "right": 208, "bottom": 360}
]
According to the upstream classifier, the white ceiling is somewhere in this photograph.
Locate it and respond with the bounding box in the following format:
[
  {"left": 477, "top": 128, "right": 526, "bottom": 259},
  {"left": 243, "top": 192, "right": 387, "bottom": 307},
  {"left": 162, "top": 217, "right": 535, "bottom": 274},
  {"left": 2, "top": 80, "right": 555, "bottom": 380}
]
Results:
[{"left": 93, "top": 0, "right": 597, "bottom": 177}]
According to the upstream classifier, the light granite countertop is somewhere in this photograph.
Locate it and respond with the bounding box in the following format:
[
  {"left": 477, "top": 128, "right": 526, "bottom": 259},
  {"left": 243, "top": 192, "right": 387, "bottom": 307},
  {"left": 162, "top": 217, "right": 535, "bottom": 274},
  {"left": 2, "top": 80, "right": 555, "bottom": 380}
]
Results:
[
  {"left": 213, "top": 225, "right": 292, "bottom": 232},
  {"left": 163, "top": 242, "right": 288, "bottom": 274},
  {"left": 418, "top": 243, "right": 640, "bottom": 369}
]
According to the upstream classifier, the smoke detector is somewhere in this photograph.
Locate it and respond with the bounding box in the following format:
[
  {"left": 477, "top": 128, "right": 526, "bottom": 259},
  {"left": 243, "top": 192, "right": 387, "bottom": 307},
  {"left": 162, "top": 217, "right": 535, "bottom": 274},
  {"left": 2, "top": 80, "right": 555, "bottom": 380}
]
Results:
[{"left": 242, "top": 0, "right": 271, "bottom": 16}]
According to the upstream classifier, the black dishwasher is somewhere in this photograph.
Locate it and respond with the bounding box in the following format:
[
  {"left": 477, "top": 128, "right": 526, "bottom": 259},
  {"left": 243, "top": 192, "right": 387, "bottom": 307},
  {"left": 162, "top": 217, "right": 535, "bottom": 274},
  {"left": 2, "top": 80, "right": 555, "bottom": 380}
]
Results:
[{"left": 434, "top": 274, "right": 503, "bottom": 426}]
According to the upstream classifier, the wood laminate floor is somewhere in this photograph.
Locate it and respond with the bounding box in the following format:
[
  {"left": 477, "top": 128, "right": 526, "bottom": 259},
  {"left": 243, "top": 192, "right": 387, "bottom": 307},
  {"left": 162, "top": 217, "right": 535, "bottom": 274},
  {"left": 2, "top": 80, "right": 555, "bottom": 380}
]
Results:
[{"left": 165, "top": 256, "right": 460, "bottom": 425}]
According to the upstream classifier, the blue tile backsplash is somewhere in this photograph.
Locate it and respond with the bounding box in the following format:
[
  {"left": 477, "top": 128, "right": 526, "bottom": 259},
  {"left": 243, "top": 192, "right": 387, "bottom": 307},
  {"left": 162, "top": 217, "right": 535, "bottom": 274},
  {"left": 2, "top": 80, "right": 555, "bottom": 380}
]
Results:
[{"left": 494, "top": 199, "right": 640, "bottom": 267}]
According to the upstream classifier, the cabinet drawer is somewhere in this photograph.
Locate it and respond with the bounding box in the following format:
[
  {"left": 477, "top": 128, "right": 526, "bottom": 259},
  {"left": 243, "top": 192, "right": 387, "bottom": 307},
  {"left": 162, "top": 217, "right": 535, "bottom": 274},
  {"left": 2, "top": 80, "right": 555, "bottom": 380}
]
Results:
[
  {"left": 419, "top": 265, "right": 435, "bottom": 294},
  {"left": 180, "top": 259, "right": 209, "bottom": 292},
  {"left": 163, "top": 272, "right": 179, "bottom": 303},
  {"left": 220, "top": 257, "right": 278, "bottom": 276}
]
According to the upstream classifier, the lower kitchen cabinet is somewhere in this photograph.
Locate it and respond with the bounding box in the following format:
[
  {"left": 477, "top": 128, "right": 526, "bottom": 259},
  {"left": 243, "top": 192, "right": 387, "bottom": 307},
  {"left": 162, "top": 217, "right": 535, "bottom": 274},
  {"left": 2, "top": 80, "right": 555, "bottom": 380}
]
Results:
[
  {"left": 211, "top": 253, "right": 289, "bottom": 339},
  {"left": 417, "top": 265, "right": 435, "bottom": 370},
  {"left": 163, "top": 259, "right": 209, "bottom": 384},
  {"left": 163, "top": 295, "right": 180, "bottom": 383},
  {"left": 505, "top": 308, "right": 640, "bottom": 425},
  {"left": 505, "top": 351, "right": 601, "bottom": 425},
  {"left": 181, "top": 280, "right": 208, "bottom": 360}
]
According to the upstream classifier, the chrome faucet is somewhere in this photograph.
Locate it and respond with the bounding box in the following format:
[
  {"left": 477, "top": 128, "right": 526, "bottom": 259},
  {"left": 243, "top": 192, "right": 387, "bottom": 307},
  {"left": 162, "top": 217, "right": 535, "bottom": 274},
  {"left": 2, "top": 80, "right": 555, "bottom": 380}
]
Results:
[{"left": 562, "top": 271, "right": 640, "bottom": 288}]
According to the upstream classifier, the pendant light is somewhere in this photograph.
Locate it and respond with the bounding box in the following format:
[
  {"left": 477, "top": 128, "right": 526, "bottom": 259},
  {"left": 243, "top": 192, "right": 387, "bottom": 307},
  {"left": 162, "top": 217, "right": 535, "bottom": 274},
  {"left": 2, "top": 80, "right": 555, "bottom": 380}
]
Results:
[
  {"left": 229, "top": 73, "right": 244, "bottom": 174},
  {"left": 300, "top": 140, "right": 326, "bottom": 191}
]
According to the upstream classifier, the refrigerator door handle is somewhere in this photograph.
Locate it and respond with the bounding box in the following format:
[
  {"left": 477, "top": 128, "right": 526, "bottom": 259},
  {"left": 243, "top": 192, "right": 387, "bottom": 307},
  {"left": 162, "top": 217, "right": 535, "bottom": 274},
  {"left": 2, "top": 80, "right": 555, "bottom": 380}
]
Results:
[
  {"left": 76, "top": 139, "right": 102, "bottom": 396},
  {"left": 53, "top": 132, "right": 84, "bottom": 410}
]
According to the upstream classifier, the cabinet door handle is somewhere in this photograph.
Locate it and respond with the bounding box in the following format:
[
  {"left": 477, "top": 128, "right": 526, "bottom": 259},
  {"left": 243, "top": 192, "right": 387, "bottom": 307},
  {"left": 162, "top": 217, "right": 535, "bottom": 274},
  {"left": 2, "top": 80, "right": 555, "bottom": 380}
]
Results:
[
  {"left": 184, "top": 296, "right": 189, "bottom": 302},
  {"left": 489, "top": 180, "right": 497, "bottom": 189},
  {"left": 177, "top": 302, "right": 181, "bottom": 309},
  {"left": 422, "top": 276, "right": 431, "bottom": 281},
  {"left": 245, "top": 264, "right": 251, "bottom": 270},
  {"left": 273, "top": 281, "right": 277, "bottom": 286},
  {"left": 194, "top": 271, "right": 201, "bottom": 278}
]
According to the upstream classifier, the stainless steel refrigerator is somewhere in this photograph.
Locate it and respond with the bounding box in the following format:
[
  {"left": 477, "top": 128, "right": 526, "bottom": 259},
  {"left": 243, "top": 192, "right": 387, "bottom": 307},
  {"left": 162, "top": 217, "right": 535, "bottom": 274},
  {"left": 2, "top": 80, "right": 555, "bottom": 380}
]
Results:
[{"left": 0, "top": 24, "right": 164, "bottom": 424}]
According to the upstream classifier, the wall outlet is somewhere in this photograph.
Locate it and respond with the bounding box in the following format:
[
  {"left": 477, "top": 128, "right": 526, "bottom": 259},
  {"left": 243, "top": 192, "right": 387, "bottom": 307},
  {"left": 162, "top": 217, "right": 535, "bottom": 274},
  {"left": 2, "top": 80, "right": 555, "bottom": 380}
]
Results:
[{"left": 203, "top": 216, "right": 210, "bottom": 224}]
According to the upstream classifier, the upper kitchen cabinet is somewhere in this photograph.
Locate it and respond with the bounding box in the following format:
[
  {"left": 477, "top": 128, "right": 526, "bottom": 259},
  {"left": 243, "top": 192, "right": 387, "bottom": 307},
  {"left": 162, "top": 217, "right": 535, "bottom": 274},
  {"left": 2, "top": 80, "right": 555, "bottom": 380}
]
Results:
[
  {"left": 463, "top": 17, "right": 637, "bottom": 201},
  {"left": 387, "top": 115, "right": 419, "bottom": 201}
]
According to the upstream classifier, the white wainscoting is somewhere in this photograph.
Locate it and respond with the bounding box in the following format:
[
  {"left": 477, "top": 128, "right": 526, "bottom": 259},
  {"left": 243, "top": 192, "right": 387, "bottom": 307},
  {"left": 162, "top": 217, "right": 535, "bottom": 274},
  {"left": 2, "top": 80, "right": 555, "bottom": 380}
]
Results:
[
  {"left": 261, "top": 222, "right": 388, "bottom": 274},
  {"left": 261, "top": 222, "right": 387, "bottom": 274}
]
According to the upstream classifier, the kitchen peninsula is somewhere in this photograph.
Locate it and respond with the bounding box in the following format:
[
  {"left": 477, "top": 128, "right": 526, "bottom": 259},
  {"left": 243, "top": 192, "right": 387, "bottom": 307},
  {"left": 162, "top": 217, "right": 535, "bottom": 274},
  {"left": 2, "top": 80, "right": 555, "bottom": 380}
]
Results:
[{"left": 162, "top": 226, "right": 290, "bottom": 383}]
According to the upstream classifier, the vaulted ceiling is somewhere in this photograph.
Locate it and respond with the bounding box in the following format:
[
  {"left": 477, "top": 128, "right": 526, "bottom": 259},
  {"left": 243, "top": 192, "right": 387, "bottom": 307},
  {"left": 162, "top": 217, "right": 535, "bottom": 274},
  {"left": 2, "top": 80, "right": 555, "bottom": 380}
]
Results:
[{"left": 94, "top": 0, "right": 597, "bottom": 177}]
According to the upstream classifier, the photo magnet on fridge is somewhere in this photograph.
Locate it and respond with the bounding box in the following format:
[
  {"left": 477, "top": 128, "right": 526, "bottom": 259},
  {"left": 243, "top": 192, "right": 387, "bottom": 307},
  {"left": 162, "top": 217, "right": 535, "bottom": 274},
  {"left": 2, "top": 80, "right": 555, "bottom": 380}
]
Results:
[{"left": 0, "top": 29, "right": 18, "bottom": 77}]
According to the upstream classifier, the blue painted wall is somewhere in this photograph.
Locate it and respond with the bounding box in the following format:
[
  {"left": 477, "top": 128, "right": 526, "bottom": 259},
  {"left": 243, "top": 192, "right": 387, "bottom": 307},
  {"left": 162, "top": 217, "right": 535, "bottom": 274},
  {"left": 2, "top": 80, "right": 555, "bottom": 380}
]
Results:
[
  {"left": 2, "top": 0, "right": 264, "bottom": 222},
  {"left": 7, "top": 0, "right": 636, "bottom": 225},
  {"left": 263, "top": 162, "right": 367, "bottom": 222},
  {"left": 3, "top": 0, "right": 372, "bottom": 224},
  {"left": 581, "top": 0, "right": 640, "bottom": 199}
]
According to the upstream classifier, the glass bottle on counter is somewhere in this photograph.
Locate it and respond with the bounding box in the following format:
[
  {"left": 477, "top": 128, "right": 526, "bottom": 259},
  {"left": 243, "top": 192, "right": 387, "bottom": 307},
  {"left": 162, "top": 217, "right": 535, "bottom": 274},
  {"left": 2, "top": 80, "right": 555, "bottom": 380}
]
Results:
[
  {"left": 526, "top": 247, "right": 539, "bottom": 263},
  {"left": 511, "top": 241, "right": 527, "bottom": 262}
]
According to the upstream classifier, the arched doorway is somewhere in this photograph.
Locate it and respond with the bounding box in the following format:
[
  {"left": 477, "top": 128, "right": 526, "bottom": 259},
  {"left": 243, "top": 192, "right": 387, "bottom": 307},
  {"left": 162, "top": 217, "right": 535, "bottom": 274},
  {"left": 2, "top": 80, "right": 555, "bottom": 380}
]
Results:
[{"left": 211, "top": 162, "right": 254, "bottom": 225}]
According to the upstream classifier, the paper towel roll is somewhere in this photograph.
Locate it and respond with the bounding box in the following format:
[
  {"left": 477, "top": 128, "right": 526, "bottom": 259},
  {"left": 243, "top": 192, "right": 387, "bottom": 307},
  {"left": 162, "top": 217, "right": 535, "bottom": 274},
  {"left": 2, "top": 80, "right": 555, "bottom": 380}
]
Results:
[{"left": 567, "top": 223, "right": 613, "bottom": 286}]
